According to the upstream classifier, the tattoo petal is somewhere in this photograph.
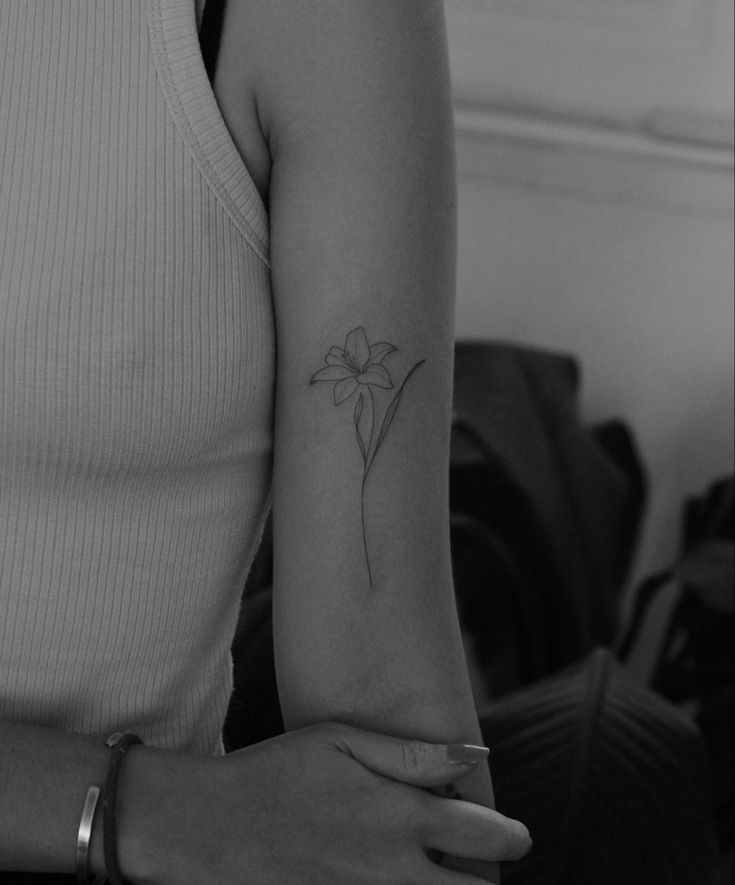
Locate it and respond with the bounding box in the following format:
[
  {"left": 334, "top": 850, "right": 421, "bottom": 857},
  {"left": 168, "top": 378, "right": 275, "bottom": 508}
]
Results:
[
  {"left": 326, "top": 346, "right": 347, "bottom": 366},
  {"left": 334, "top": 376, "right": 359, "bottom": 405},
  {"left": 310, "top": 365, "right": 356, "bottom": 384},
  {"left": 357, "top": 365, "right": 393, "bottom": 388},
  {"left": 368, "top": 342, "right": 397, "bottom": 365},
  {"left": 344, "top": 327, "right": 371, "bottom": 372}
]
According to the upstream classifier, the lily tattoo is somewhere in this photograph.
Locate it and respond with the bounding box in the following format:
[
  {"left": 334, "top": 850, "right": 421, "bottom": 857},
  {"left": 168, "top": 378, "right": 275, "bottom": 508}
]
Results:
[{"left": 310, "top": 327, "right": 425, "bottom": 587}]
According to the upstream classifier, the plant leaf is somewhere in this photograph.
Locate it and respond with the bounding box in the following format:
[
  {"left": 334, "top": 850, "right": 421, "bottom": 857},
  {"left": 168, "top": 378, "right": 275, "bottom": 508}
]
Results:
[
  {"left": 367, "top": 359, "right": 425, "bottom": 473},
  {"left": 481, "top": 649, "right": 718, "bottom": 883}
]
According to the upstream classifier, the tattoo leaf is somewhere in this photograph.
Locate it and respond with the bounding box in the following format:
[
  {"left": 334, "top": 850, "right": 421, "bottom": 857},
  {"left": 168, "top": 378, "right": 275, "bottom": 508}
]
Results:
[{"left": 367, "top": 359, "right": 425, "bottom": 473}]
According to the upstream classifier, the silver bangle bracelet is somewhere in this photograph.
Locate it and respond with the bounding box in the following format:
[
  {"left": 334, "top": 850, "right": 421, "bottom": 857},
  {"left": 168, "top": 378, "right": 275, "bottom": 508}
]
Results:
[{"left": 76, "top": 784, "right": 106, "bottom": 885}]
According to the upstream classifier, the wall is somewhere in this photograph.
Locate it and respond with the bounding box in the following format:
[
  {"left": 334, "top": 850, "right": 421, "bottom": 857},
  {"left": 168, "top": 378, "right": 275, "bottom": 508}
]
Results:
[{"left": 446, "top": 0, "right": 734, "bottom": 597}]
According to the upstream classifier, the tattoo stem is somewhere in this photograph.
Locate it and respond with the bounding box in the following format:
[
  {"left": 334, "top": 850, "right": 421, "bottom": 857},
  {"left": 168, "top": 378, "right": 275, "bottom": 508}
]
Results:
[
  {"left": 361, "top": 473, "right": 373, "bottom": 588},
  {"left": 361, "top": 388, "right": 376, "bottom": 587},
  {"left": 365, "top": 387, "right": 376, "bottom": 467}
]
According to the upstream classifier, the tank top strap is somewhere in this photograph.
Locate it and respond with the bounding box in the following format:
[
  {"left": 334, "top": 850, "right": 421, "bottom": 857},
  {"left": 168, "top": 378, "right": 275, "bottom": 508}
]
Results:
[
  {"left": 148, "top": 0, "right": 269, "bottom": 262},
  {"left": 199, "top": 0, "right": 228, "bottom": 82}
]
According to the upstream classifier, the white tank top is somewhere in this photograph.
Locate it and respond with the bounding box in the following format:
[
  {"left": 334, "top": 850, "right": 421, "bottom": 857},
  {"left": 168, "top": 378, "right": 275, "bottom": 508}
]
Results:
[{"left": 0, "top": 0, "right": 275, "bottom": 754}]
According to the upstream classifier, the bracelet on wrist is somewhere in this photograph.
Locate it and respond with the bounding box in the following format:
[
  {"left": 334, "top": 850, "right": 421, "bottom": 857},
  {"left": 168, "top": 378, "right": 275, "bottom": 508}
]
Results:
[
  {"left": 76, "top": 784, "right": 105, "bottom": 885},
  {"left": 101, "top": 732, "right": 143, "bottom": 885}
]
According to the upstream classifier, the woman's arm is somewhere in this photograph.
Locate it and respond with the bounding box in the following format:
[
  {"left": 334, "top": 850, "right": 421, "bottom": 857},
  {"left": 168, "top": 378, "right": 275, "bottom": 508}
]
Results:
[
  {"left": 0, "top": 719, "right": 110, "bottom": 873},
  {"left": 3, "top": 717, "right": 527, "bottom": 882},
  {"left": 250, "top": 2, "right": 507, "bottom": 877}
]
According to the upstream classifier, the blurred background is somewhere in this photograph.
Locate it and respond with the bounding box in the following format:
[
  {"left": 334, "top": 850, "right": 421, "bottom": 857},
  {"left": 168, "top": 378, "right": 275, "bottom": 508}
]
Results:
[
  {"left": 440, "top": 4, "right": 733, "bottom": 879},
  {"left": 444, "top": 0, "right": 733, "bottom": 603}
]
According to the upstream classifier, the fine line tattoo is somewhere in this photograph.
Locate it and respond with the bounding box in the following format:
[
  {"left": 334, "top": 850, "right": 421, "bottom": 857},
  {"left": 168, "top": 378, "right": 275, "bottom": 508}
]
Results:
[{"left": 309, "top": 327, "right": 425, "bottom": 587}]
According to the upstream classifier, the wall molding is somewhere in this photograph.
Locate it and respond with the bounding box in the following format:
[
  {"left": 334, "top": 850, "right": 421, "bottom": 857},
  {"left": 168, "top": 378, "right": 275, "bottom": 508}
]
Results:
[
  {"left": 445, "top": 0, "right": 734, "bottom": 134},
  {"left": 454, "top": 102, "right": 734, "bottom": 217},
  {"left": 454, "top": 103, "right": 734, "bottom": 170}
]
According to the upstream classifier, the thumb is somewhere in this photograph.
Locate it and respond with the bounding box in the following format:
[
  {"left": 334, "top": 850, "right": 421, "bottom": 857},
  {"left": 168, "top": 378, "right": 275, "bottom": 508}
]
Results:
[{"left": 326, "top": 724, "right": 490, "bottom": 788}]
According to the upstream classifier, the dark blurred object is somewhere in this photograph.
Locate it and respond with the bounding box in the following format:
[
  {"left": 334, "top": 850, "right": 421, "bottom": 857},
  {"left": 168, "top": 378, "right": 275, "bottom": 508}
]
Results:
[
  {"left": 0, "top": 877, "right": 75, "bottom": 883},
  {"left": 223, "top": 512, "right": 283, "bottom": 752},
  {"left": 482, "top": 647, "right": 719, "bottom": 885},
  {"left": 617, "top": 475, "right": 734, "bottom": 852},
  {"left": 450, "top": 341, "right": 646, "bottom": 697}
]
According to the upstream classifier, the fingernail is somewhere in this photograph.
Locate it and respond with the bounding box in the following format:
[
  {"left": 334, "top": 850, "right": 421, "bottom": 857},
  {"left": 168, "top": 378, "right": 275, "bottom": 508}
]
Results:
[{"left": 446, "top": 744, "right": 490, "bottom": 767}]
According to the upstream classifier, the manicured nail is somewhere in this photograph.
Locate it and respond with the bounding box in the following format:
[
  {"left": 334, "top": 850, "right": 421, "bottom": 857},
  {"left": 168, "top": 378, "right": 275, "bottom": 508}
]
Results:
[{"left": 446, "top": 744, "right": 490, "bottom": 767}]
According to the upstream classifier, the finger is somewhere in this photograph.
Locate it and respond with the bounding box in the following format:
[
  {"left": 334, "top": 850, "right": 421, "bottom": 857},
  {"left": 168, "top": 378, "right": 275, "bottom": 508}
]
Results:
[
  {"left": 324, "top": 722, "right": 490, "bottom": 788},
  {"left": 421, "top": 794, "right": 532, "bottom": 862},
  {"left": 417, "top": 851, "right": 501, "bottom": 885},
  {"left": 439, "top": 855, "right": 501, "bottom": 882}
]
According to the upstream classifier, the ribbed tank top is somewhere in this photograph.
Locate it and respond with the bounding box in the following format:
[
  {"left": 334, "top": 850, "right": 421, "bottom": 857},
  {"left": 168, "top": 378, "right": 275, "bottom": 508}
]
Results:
[{"left": 0, "top": 0, "right": 275, "bottom": 754}]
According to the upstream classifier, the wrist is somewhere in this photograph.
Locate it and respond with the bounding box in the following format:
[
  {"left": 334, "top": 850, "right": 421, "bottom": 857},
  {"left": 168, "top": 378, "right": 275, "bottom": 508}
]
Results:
[
  {"left": 113, "top": 744, "right": 219, "bottom": 885},
  {"left": 109, "top": 744, "right": 177, "bottom": 885}
]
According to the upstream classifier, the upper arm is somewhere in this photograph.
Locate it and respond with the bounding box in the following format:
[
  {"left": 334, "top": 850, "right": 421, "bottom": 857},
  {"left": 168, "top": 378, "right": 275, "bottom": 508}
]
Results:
[
  {"left": 252, "top": 0, "right": 457, "bottom": 338},
  {"left": 243, "top": 0, "right": 461, "bottom": 724}
]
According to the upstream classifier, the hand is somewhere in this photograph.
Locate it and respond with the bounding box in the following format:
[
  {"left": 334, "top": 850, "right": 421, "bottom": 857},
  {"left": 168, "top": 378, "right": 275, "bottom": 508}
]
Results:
[{"left": 121, "top": 722, "right": 530, "bottom": 885}]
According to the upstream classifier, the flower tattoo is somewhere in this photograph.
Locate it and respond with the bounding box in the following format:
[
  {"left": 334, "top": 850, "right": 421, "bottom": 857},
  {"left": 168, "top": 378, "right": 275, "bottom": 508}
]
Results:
[{"left": 310, "top": 327, "right": 425, "bottom": 587}]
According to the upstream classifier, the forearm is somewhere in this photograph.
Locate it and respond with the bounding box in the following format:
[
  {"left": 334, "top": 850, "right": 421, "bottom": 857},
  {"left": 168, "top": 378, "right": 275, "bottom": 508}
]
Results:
[
  {"left": 272, "top": 563, "right": 493, "bottom": 799},
  {"left": 0, "top": 719, "right": 110, "bottom": 873},
  {"left": 273, "top": 555, "right": 499, "bottom": 885},
  {"left": 273, "top": 381, "right": 498, "bottom": 877}
]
